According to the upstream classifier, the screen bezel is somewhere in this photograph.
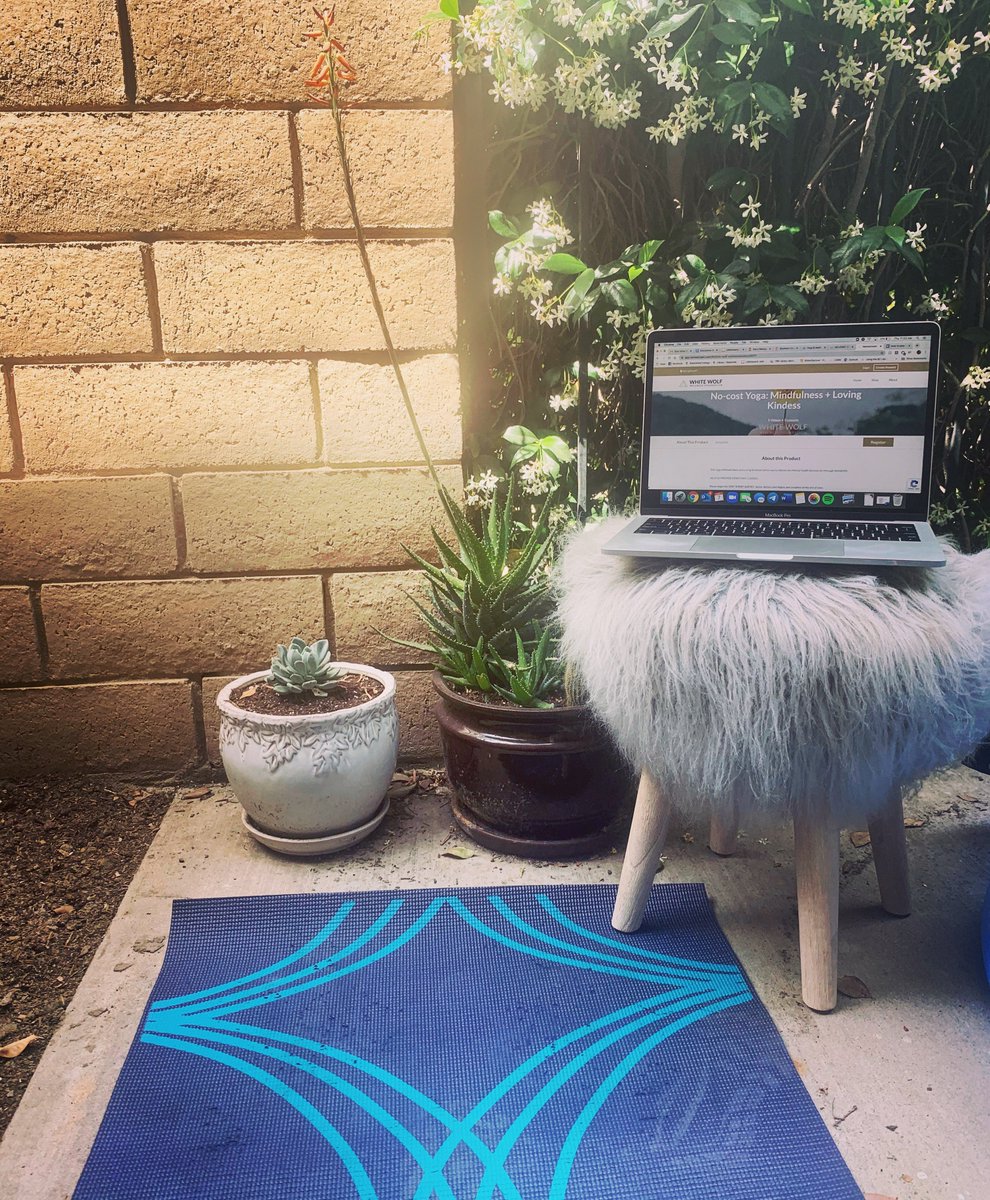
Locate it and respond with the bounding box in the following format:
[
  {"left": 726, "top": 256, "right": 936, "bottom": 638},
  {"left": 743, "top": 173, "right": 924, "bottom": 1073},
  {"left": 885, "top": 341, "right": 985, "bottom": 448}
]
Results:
[{"left": 639, "top": 321, "right": 941, "bottom": 521}]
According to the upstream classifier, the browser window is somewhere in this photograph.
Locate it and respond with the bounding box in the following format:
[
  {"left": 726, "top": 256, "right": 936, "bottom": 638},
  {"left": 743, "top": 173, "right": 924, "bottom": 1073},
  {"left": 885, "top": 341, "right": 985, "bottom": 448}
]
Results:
[{"left": 646, "top": 334, "right": 931, "bottom": 505}]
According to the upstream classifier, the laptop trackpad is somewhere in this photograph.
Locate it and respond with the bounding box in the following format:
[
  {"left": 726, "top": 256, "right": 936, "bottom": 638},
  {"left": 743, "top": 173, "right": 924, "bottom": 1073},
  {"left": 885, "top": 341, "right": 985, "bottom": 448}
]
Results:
[{"left": 704, "top": 537, "right": 846, "bottom": 558}]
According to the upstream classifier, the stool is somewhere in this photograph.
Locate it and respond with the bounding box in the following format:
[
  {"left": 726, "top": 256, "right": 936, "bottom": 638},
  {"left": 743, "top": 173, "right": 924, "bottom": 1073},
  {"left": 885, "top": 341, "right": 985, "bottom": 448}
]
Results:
[{"left": 556, "top": 519, "right": 990, "bottom": 1011}]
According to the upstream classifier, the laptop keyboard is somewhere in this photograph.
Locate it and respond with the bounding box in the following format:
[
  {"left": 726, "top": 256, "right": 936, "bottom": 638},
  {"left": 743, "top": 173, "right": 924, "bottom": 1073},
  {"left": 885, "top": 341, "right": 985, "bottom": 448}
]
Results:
[{"left": 637, "top": 517, "right": 921, "bottom": 542}]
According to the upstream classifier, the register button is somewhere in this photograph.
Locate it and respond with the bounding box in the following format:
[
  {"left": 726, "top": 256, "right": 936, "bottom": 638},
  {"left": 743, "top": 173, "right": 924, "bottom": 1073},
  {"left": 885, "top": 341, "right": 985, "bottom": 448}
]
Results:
[{"left": 863, "top": 436, "right": 894, "bottom": 447}]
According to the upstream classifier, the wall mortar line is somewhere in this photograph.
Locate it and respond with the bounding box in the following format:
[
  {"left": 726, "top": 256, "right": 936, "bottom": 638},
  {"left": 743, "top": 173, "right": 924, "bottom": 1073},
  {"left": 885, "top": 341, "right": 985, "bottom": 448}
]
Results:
[
  {"left": 0, "top": 228, "right": 452, "bottom": 246},
  {"left": 113, "top": 0, "right": 139, "bottom": 105},
  {"left": 0, "top": 100, "right": 453, "bottom": 115},
  {"left": 169, "top": 477, "right": 189, "bottom": 571},
  {"left": 27, "top": 585, "right": 50, "bottom": 679},
  {"left": 287, "top": 111, "right": 306, "bottom": 229},
  {"left": 2, "top": 459, "right": 462, "bottom": 482},
  {"left": 7, "top": 348, "right": 456, "bottom": 368},
  {"left": 2, "top": 365, "right": 26, "bottom": 478},
  {"left": 140, "top": 244, "right": 165, "bottom": 353},
  {"left": 322, "top": 575, "right": 336, "bottom": 654},
  {"left": 189, "top": 677, "right": 209, "bottom": 765}
]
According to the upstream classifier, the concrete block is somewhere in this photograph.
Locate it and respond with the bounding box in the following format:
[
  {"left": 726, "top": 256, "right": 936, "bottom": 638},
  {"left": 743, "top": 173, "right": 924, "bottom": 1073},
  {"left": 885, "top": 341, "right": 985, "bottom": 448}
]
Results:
[
  {"left": 0, "top": 112, "right": 293, "bottom": 233},
  {"left": 155, "top": 239, "right": 457, "bottom": 354},
  {"left": 320, "top": 354, "right": 461, "bottom": 464},
  {"left": 332, "top": 570, "right": 432, "bottom": 666},
  {"left": 15, "top": 362, "right": 317, "bottom": 472},
  {"left": 128, "top": 0, "right": 450, "bottom": 105},
  {"left": 181, "top": 465, "right": 460, "bottom": 573},
  {"left": 0, "top": 243, "right": 152, "bottom": 358},
  {"left": 0, "top": 476, "right": 177, "bottom": 581},
  {"left": 0, "top": 0, "right": 124, "bottom": 107},
  {"left": 0, "top": 680, "right": 198, "bottom": 778},
  {"left": 0, "top": 587, "right": 42, "bottom": 682},
  {"left": 299, "top": 110, "right": 454, "bottom": 229},
  {"left": 43, "top": 576, "right": 325, "bottom": 679},
  {"left": 393, "top": 668, "right": 440, "bottom": 760}
]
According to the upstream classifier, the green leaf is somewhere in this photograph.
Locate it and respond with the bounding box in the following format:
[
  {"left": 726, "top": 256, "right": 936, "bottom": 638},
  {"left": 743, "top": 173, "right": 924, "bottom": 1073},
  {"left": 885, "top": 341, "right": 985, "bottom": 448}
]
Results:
[
  {"left": 542, "top": 252, "right": 588, "bottom": 275},
  {"left": 778, "top": 0, "right": 811, "bottom": 12},
  {"left": 713, "top": 0, "right": 762, "bottom": 27},
  {"left": 563, "top": 267, "right": 597, "bottom": 318},
  {"left": 741, "top": 283, "right": 771, "bottom": 316},
  {"left": 752, "top": 82, "right": 791, "bottom": 123},
  {"left": 675, "top": 277, "right": 708, "bottom": 315},
  {"left": 767, "top": 284, "right": 809, "bottom": 315},
  {"left": 894, "top": 241, "right": 925, "bottom": 273},
  {"left": 832, "top": 227, "right": 886, "bottom": 268},
  {"left": 628, "top": 265, "right": 644, "bottom": 281},
  {"left": 718, "top": 81, "right": 752, "bottom": 111},
  {"left": 711, "top": 22, "right": 752, "bottom": 45},
  {"left": 638, "top": 239, "right": 663, "bottom": 264},
  {"left": 509, "top": 444, "right": 539, "bottom": 469},
  {"left": 707, "top": 167, "right": 749, "bottom": 191},
  {"left": 683, "top": 253, "right": 707, "bottom": 277},
  {"left": 600, "top": 278, "right": 639, "bottom": 311},
  {"left": 889, "top": 187, "right": 928, "bottom": 225},
  {"left": 438, "top": 0, "right": 459, "bottom": 17},
  {"left": 502, "top": 424, "right": 534, "bottom": 447},
  {"left": 488, "top": 210, "right": 519, "bottom": 239},
  {"left": 646, "top": 4, "right": 701, "bottom": 40},
  {"left": 538, "top": 435, "right": 573, "bottom": 464},
  {"left": 884, "top": 225, "right": 906, "bottom": 247}
]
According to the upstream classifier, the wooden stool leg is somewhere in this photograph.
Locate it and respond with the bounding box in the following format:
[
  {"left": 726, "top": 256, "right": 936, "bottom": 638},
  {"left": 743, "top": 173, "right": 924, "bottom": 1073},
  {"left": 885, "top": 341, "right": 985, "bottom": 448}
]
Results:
[
  {"left": 709, "top": 803, "right": 739, "bottom": 856},
  {"left": 868, "top": 790, "right": 911, "bottom": 917},
  {"left": 793, "top": 812, "right": 839, "bottom": 1012},
  {"left": 612, "top": 770, "right": 672, "bottom": 933}
]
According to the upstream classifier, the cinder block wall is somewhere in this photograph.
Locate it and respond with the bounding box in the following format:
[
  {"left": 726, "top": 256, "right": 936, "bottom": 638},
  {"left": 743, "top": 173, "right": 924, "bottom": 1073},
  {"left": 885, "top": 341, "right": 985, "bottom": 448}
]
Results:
[{"left": 0, "top": 0, "right": 460, "bottom": 777}]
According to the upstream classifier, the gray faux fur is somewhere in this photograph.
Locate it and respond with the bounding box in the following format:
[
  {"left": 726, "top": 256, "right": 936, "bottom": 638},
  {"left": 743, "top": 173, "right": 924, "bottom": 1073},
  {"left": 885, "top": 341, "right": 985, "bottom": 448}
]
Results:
[{"left": 555, "top": 518, "right": 990, "bottom": 824}]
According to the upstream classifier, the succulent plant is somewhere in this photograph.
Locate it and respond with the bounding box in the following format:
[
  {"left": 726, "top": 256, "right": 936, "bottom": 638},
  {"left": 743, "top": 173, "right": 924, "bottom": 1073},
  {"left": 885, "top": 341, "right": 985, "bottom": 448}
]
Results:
[
  {"left": 269, "top": 637, "right": 344, "bottom": 698},
  {"left": 397, "top": 479, "right": 564, "bottom": 708}
]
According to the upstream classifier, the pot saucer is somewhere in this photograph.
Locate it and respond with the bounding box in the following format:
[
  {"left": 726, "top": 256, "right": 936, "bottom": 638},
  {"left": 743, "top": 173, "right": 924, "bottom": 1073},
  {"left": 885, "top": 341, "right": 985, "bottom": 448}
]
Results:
[{"left": 240, "top": 800, "right": 390, "bottom": 857}]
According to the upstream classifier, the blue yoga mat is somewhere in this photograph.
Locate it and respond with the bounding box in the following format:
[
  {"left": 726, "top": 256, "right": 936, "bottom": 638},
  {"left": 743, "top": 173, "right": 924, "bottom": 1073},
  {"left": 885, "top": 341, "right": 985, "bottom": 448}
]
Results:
[{"left": 74, "top": 884, "right": 862, "bottom": 1199}]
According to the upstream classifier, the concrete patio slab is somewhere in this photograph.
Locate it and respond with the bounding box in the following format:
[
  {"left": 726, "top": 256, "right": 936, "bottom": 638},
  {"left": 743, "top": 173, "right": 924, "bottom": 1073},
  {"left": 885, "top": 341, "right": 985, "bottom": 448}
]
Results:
[{"left": 2, "top": 765, "right": 989, "bottom": 1200}]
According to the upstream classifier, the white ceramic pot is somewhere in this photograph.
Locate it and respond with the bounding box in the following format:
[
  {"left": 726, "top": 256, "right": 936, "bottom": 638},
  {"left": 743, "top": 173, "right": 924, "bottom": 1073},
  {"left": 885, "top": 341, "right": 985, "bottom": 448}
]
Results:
[{"left": 217, "top": 664, "right": 398, "bottom": 840}]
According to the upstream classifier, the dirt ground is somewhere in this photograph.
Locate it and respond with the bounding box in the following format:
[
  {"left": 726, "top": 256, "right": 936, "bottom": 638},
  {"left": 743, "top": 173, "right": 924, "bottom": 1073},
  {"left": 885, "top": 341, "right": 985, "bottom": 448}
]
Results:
[{"left": 0, "top": 777, "right": 184, "bottom": 1137}]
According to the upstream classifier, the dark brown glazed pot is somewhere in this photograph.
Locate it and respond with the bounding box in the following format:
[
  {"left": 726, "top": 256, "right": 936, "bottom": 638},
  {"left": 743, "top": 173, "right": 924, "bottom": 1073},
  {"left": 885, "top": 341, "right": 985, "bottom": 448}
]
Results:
[{"left": 432, "top": 673, "right": 632, "bottom": 859}]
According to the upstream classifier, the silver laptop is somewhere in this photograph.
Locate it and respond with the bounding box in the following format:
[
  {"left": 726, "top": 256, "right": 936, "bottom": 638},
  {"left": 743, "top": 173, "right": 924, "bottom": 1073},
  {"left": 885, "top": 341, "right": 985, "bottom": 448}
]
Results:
[{"left": 602, "top": 321, "right": 946, "bottom": 567}]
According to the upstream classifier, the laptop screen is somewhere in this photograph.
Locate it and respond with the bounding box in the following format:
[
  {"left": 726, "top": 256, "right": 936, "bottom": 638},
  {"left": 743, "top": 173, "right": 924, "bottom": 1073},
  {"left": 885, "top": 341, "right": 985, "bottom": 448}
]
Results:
[{"left": 640, "top": 322, "right": 940, "bottom": 519}]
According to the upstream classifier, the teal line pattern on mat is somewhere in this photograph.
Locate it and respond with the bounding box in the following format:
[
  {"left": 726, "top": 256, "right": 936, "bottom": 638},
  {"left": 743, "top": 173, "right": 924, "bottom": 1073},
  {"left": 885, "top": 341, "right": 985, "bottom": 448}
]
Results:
[{"left": 141, "top": 892, "right": 751, "bottom": 1200}]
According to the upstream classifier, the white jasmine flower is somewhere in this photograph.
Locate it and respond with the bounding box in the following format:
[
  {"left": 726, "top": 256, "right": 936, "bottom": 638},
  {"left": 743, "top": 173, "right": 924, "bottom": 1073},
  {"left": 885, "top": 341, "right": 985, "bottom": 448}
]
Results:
[
  {"left": 917, "top": 289, "right": 950, "bottom": 316},
  {"left": 906, "top": 223, "right": 927, "bottom": 251},
  {"left": 961, "top": 365, "right": 990, "bottom": 390},
  {"left": 740, "top": 195, "right": 762, "bottom": 219},
  {"left": 492, "top": 275, "right": 512, "bottom": 296},
  {"left": 917, "top": 64, "right": 949, "bottom": 91},
  {"left": 796, "top": 271, "right": 830, "bottom": 294},
  {"left": 731, "top": 122, "right": 749, "bottom": 143},
  {"left": 790, "top": 87, "right": 808, "bottom": 116},
  {"left": 518, "top": 459, "right": 554, "bottom": 496}
]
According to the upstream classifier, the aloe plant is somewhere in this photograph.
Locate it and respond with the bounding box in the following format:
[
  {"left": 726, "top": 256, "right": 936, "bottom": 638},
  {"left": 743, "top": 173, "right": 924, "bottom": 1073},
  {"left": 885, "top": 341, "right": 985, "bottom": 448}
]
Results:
[
  {"left": 270, "top": 637, "right": 344, "bottom": 698},
  {"left": 398, "top": 480, "right": 564, "bottom": 708}
]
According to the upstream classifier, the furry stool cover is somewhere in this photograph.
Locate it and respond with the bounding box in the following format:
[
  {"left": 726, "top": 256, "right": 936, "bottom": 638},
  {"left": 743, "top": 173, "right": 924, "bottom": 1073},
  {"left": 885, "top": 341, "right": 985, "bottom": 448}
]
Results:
[
  {"left": 556, "top": 518, "right": 990, "bottom": 1011},
  {"left": 557, "top": 518, "right": 990, "bottom": 827}
]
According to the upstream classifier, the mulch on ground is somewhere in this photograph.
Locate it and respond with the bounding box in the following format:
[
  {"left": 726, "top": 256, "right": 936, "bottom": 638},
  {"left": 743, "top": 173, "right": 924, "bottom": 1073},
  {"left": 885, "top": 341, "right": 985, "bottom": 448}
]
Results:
[{"left": 0, "top": 777, "right": 177, "bottom": 1137}]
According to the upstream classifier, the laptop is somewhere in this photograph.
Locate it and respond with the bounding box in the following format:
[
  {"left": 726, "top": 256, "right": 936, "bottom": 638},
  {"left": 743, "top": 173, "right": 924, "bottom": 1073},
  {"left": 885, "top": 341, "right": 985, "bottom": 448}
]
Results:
[{"left": 602, "top": 321, "right": 946, "bottom": 567}]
